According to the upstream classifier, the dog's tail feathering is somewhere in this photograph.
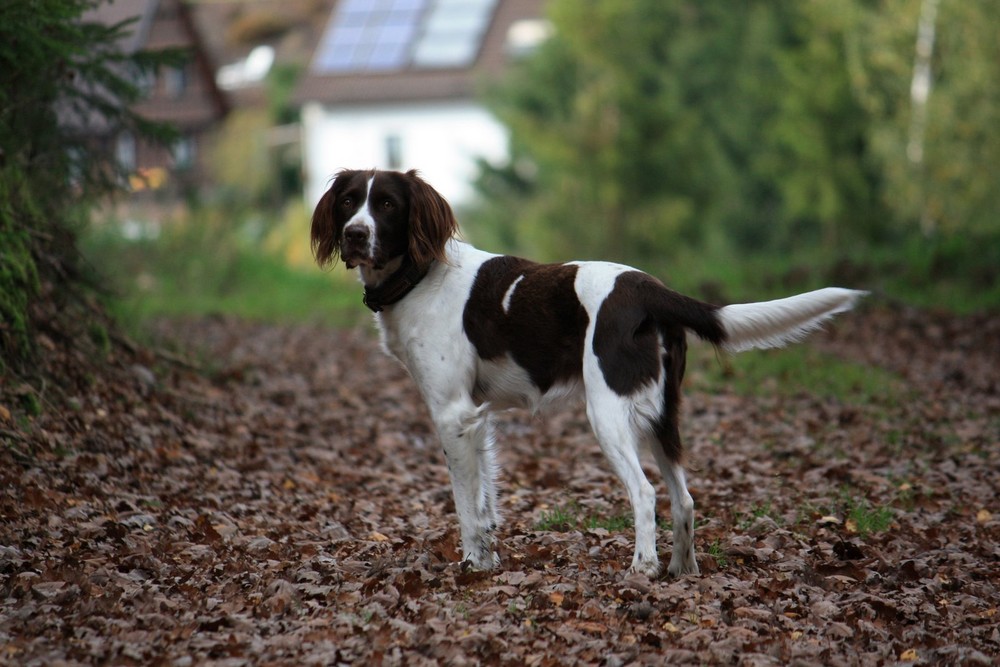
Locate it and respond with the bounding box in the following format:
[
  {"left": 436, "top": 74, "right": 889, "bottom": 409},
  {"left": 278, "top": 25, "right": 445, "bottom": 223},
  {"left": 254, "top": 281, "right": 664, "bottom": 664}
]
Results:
[
  {"left": 715, "top": 287, "right": 867, "bottom": 353},
  {"left": 656, "top": 287, "right": 866, "bottom": 352}
]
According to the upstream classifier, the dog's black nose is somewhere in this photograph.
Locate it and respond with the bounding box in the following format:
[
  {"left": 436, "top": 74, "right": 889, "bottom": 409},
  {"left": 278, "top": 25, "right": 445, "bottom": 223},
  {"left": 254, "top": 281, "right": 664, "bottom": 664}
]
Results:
[{"left": 344, "top": 226, "right": 369, "bottom": 244}]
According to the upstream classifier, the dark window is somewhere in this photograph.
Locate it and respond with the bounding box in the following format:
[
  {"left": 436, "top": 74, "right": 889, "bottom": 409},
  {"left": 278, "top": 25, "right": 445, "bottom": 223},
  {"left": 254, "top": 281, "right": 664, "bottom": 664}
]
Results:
[{"left": 386, "top": 134, "right": 403, "bottom": 169}]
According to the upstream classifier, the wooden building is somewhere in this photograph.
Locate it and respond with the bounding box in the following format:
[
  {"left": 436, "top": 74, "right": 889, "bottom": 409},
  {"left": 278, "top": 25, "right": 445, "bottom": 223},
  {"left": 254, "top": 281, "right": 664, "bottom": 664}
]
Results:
[{"left": 87, "top": 0, "right": 229, "bottom": 194}]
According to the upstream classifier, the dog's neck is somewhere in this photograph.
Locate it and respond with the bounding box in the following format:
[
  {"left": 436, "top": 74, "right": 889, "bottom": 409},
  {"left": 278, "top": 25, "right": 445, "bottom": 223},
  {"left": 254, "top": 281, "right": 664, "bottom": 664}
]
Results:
[
  {"left": 358, "top": 256, "right": 403, "bottom": 289},
  {"left": 359, "top": 255, "right": 431, "bottom": 313}
]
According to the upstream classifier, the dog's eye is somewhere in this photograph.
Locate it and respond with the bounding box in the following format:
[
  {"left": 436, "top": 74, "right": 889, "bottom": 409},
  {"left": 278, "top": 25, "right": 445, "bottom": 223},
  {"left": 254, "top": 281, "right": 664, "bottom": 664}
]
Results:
[
  {"left": 381, "top": 199, "right": 394, "bottom": 210},
  {"left": 340, "top": 197, "right": 353, "bottom": 208}
]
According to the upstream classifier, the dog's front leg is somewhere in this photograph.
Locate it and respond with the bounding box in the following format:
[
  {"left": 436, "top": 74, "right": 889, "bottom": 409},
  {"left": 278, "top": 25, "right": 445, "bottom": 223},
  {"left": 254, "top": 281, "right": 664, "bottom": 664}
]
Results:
[{"left": 433, "top": 400, "right": 500, "bottom": 570}]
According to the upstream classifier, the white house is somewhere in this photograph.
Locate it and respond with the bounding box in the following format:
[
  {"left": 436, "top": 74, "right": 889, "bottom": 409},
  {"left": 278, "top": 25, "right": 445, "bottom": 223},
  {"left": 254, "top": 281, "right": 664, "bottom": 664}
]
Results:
[{"left": 295, "top": 0, "right": 547, "bottom": 208}]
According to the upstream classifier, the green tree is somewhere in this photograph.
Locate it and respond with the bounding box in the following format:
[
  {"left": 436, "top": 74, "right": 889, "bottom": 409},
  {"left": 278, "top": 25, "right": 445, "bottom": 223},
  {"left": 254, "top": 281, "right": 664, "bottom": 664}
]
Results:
[
  {"left": 481, "top": 0, "right": 877, "bottom": 258},
  {"left": 749, "top": 2, "right": 889, "bottom": 249},
  {"left": 474, "top": 0, "right": 980, "bottom": 261},
  {"left": 858, "top": 0, "right": 1000, "bottom": 236},
  {"left": 0, "top": 0, "right": 173, "bottom": 371},
  {"left": 480, "top": 0, "right": 724, "bottom": 261}
]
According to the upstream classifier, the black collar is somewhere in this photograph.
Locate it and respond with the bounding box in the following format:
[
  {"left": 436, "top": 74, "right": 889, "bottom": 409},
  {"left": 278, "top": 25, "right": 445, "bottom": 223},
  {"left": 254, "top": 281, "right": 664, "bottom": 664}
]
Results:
[{"left": 362, "top": 256, "right": 431, "bottom": 313}]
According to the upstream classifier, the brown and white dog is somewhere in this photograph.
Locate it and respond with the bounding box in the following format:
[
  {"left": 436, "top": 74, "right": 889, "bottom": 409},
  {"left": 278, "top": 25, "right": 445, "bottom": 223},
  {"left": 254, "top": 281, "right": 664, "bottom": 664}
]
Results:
[{"left": 311, "top": 168, "right": 865, "bottom": 577}]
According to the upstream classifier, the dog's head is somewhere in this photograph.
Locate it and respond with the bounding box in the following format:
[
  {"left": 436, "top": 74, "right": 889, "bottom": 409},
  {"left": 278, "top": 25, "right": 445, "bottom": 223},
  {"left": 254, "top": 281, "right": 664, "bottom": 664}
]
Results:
[{"left": 311, "top": 169, "right": 458, "bottom": 271}]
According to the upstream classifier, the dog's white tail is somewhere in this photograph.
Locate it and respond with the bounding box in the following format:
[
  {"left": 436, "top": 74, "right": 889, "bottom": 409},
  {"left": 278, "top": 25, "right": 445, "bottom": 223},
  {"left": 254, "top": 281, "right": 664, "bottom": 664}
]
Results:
[{"left": 717, "top": 287, "right": 866, "bottom": 353}]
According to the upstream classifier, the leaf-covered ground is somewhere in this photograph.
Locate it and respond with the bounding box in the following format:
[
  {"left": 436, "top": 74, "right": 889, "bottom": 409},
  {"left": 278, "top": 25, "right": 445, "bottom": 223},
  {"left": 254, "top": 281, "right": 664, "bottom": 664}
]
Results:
[{"left": 2, "top": 305, "right": 998, "bottom": 665}]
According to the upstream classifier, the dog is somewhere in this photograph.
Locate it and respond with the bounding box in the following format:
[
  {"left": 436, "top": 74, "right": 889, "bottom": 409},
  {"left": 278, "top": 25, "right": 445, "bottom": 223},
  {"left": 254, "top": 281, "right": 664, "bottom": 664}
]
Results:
[{"left": 311, "top": 168, "right": 865, "bottom": 577}]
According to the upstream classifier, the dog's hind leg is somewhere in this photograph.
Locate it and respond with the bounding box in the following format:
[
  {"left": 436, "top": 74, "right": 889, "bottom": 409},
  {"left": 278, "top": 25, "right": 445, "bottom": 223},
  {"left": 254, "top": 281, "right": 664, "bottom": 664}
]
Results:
[
  {"left": 651, "top": 440, "right": 699, "bottom": 576},
  {"left": 585, "top": 396, "right": 661, "bottom": 577},
  {"left": 431, "top": 398, "right": 501, "bottom": 570},
  {"left": 649, "top": 333, "right": 700, "bottom": 576}
]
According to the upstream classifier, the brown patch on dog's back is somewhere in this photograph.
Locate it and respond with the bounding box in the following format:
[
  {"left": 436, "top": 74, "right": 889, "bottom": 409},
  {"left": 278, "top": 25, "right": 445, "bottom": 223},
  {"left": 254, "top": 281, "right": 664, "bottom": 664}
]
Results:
[{"left": 463, "top": 256, "right": 588, "bottom": 394}]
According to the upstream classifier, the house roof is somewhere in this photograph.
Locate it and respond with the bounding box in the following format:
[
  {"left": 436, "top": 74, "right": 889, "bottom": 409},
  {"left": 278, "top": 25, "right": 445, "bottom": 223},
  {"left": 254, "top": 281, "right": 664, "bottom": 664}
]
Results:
[
  {"left": 85, "top": 0, "right": 229, "bottom": 122},
  {"left": 293, "top": 0, "right": 544, "bottom": 107},
  {"left": 190, "top": 0, "right": 328, "bottom": 107},
  {"left": 84, "top": 0, "right": 159, "bottom": 53}
]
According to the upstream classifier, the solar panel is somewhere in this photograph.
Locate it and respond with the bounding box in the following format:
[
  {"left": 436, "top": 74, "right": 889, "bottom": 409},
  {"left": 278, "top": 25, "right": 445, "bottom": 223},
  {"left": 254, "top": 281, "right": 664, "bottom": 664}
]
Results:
[
  {"left": 312, "top": 0, "right": 497, "bottom": 74},
  {"left": 412, "top": 0, "right": 494, "bottom": 68}
]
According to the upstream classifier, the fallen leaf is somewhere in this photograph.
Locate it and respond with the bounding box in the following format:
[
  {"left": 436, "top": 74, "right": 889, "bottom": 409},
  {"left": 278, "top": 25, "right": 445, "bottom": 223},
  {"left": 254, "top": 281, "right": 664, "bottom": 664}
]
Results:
[
  {"left": 31, "top": 581, "right": 66, "bottom": 599},
  {"left": 6, "top": 308, "right": 999, "bottom": 665},
  {"left": 573, "top": 621, "right": 607, "bottom": 635}
]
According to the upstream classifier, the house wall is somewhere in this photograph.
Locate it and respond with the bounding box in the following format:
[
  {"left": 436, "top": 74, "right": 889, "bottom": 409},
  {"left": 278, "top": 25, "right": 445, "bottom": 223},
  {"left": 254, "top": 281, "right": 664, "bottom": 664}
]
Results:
[
  {"left": 111, "top": 0, "right": 228, "bottom": 192},
  {"left": 301, "top": 100, "right": 509, "bottom": 208}
]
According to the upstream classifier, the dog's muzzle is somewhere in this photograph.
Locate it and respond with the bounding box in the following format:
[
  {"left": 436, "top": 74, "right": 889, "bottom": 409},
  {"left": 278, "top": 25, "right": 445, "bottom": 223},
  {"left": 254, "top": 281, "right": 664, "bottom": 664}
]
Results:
[{"left": 342, "top": 225, "right": 374, "bottom": 268}]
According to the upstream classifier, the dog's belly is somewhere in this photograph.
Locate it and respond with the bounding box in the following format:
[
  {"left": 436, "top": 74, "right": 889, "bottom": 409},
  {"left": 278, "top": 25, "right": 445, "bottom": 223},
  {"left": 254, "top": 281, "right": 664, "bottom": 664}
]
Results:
[{"left": 472, "top": 354, "right": 582, "bottom": 412}]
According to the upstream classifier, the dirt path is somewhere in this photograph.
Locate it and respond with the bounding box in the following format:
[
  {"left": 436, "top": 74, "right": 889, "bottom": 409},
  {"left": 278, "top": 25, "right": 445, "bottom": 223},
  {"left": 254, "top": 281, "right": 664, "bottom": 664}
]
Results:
[{"left": 2, "top": 306, "right": 998, "bottom": 665}]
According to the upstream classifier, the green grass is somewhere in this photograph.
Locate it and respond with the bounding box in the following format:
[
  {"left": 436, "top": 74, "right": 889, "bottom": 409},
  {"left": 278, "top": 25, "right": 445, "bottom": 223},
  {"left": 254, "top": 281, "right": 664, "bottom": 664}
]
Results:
[
  {"left": 533, "top": 505, "right": 581, "bottom": 532},
  {"left": 107, "top": 250, "right": 363, "bottom": 324},
  {"left": 791, "top": 489, "right": 899, "bottom": 538},
  {"left": 690, "top": 343, "right": 907, "bottom": 406},
  {"left": 644, "top": 228, "right": 1000, "bottom": 314},
  {"left": 533, "top": 502, "right": 634, "bottom": 533},
  {"left": 840, "top": 490, "right": 895, "bottom": 537},
  {"left": 707, "top": 539, "right": 729, "bottom": 568},
  {"left": 82, "top": 208, "right": 368, "bottom": 329},
  {"left": 735, "top": 500, "right": 784, "bottom": 530},
  {"left": 82, "top": 201, "right": 998, "bottom": 338},
  {"left": 583, "top": 512, "right": 634, "bottom": 532}
]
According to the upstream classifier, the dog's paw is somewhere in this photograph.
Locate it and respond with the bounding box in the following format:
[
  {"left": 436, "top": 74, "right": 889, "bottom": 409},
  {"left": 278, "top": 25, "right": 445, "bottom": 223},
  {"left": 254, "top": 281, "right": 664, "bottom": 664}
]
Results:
[
  {"left": 628, "top": 555, "right": 660, "bottom": 579},
  {"left": 666, "top": 553, "right": 700, "bottom": 577},
  {"left": 462, "top": 549, "right": 500, "bottom": 571}
]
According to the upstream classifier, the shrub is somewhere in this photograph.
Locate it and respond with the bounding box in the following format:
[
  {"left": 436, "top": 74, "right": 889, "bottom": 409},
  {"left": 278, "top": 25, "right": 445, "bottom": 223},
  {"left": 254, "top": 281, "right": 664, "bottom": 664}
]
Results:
[{"left": 0, "top": 0, "right": 174, "bottom": 370}]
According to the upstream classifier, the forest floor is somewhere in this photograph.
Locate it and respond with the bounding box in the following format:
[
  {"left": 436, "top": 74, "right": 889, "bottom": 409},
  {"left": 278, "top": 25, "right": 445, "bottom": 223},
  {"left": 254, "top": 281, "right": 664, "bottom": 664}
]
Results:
[{"left": 1, "top": 303, "right": 998, "bottom": 665}]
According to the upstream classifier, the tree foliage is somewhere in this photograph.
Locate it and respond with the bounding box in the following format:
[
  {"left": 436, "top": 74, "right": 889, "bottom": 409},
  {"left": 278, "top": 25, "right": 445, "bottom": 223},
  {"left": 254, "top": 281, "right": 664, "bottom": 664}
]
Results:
[
  {"left": 472, "top": 0, "right": 999, "bottom": 263},
  {"left": 866, "top": 0, "right": 1000, "bottom": 235},
  {"left": 0, "top": 0, "right": 174, "bottom": 370}
]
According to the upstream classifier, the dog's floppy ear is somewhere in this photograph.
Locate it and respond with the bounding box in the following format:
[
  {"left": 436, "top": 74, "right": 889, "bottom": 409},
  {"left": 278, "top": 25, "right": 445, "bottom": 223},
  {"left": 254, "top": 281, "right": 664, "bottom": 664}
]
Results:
[
  {"left": 311, "top": 173, "right": 345, "bottom": 268},
  {"left": 406, "top": 169, "right": 458, "bottom": 267}
]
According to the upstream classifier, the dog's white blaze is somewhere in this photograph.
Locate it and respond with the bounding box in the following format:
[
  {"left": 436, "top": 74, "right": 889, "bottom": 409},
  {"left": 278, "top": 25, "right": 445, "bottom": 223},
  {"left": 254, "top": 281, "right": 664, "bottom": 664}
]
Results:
[
  {"left": 344, "top": 176, "right": 378, "bottom": 257},
  {"left": 501, "top": 274, "right": 524, "bottom": 314}
]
